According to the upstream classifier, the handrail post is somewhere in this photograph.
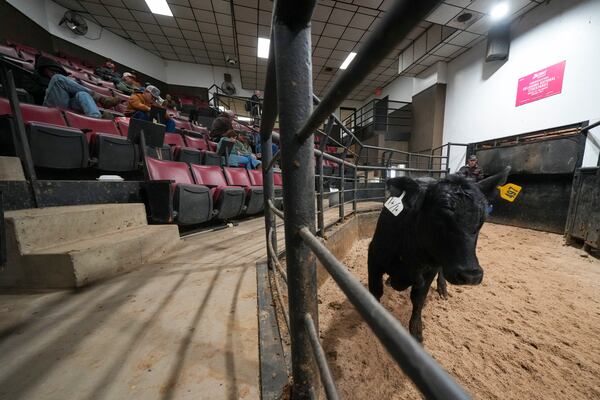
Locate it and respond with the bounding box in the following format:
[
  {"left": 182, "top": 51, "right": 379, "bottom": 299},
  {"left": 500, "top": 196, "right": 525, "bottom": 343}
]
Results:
[
  {"left": 352, "top": 165, "right": 358, "bottom": 213},
  {"left": 339, "top": 161, "right": 345, "bottom": 221},
  {"left": 317, "top": 117, "right": 333, "bottom": 237},
  {"left": 260, "top": 34, "right": 279, "bottom": 271},
  {"left": 273, "top": 1, "right": 320, "bottom": 397}
]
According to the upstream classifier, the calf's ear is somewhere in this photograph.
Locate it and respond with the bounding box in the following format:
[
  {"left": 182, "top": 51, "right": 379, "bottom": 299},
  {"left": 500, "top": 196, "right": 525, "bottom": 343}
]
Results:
[
  {"left": 477, "top": 166, "right": 511, "bottom": 197},
  {"left": 386, "top": 177, "right": 424, "bottom": 210}
]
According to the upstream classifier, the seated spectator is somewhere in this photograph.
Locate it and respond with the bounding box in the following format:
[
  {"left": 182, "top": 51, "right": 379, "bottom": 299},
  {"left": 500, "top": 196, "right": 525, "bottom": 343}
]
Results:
[
  {"left": 95, "top": 59, "right": 120, "bottom": 83},
  {"left": 210, "top": 110, "right": 235, "bottom": 140},
  {"left": 125, "top": 85, "right": 175, "bottom": 132},
  {"left": 21, "top": 56, "right": 120, "bottom": 118},
  {"left": 116, "top": 72, "right": 141, "bottom": 95},
  {"left": 162, "top": 94, "right": 177, "bottom": 109},
  {"left": 228, "top": 134, "right": 260, "bottom": 169}
]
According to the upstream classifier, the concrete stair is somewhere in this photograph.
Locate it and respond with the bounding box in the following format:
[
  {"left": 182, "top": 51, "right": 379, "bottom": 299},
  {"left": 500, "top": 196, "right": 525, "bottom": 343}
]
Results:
[
  {"left": 1, "top": 204, "right": 180, "bottom": 289},
  {"left": 0, "top": 156, "right": 25, "bottom": 181}
]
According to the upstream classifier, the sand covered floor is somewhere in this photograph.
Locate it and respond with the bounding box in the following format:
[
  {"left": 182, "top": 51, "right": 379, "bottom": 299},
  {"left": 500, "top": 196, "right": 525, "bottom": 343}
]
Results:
[{"left": 318, "top": 223, "right": 600, "bottom": 400}]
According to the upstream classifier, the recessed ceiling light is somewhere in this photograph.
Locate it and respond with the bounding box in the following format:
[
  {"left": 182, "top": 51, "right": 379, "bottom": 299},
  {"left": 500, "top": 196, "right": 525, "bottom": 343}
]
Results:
[
  {"left": 145, "top": 0, "right": 173, "bottom": 16},
  {"left": 490, "top": 2, "right": 509, "bottom": 20},
  {"left": 257, "top": 37, "right": 270, "bottom": 59},
  {"left": 340, "top": 52, "right": 357, "bottom": 70}
]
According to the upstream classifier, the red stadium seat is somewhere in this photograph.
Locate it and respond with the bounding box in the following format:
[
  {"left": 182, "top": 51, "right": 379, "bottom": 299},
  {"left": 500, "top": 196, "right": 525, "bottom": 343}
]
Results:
[
  {"left": 249, "top": 169, "right": 284, "bottom": 209},
  {"left": 79, "top": 80, "right": 114, "bottom": 98},
  {"left": 182, "top": 134, "right": 220, "bottom": 166},
  {"left": 0, "top": 44, "right": 20, "bottom": 59},
  {"left": 0, "top": 98, "right": 89, "bottom": 169},
  {"left": 145, "top": 157, "right": 213, "bottom": 224},
  {"left": 184, "top": 134, "right": 208, "bottom": 150},
  {"left": 164, "top": 132, "right": 184, "bottom": 147},
  {"left": 223, "top": 167, "right": 264, "bottom": 214},
  {"left": 190, "top": 165, "right": 245, "bottom": 219},
  {"left": 64, "top": 111, "right": 137, "bottom": 171},
  {"left": 173, "top": 119, "right": 193, "bottom": 132},
  {"left": 191, "top": 125, "right": 209, "bottom": 136}
]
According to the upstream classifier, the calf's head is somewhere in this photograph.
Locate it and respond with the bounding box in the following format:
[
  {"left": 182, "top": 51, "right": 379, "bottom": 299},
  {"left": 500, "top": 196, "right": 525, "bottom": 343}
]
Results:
[{"left": 387, "top": 167, "right": 510, "bottom": 286}]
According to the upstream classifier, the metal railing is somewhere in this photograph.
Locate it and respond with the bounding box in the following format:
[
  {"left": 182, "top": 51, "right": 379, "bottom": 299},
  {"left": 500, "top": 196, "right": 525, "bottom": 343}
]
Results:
[{"left": 259, "top": 1, "right": 471, "bottom": 399}]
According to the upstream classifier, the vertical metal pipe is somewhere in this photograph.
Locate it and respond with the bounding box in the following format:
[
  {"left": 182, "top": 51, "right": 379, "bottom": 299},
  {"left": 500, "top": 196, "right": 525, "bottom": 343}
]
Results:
[
  {"left": 317, "top": 117, "right": 334, "bottom": 237},
  {"left": 317, "top": 149, "right": 325, "bottom": 237},
  {"left": 352, "top": 165, "right": 357, "bottom": 213},
  {"left": 260, "top": 39, "right": 279, "bottom": 265},
  {"left": 339, "top": 162, "right": 344, "bottom": 221},
  {"left": 273, "top": 1, "right": 319, "bottom": 397}
]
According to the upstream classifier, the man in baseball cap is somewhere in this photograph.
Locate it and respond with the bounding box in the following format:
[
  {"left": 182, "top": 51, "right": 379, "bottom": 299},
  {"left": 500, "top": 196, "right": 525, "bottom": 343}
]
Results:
[
  {"left": 458, "top": 154, "right": 484, "bottom": 181},
  {"left": 126, "top": 84, "right": 175, "bottom": 132},
  {"left": 116, "top": 71, "right": 141, "bottom": 94}
]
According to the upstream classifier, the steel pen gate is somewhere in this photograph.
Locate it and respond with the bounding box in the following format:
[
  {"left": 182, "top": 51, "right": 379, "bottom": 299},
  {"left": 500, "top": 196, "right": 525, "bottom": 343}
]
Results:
[{"left": 258, "top": 0, "right": 471, "bottom": 399}]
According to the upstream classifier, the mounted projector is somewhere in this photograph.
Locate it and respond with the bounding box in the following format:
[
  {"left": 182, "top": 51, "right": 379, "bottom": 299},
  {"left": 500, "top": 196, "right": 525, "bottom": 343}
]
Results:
[
  {"left": 59, "top": 11, "right": 88, "bottom": 36},
  {"left": 225, "top": 56, "right": 238, "bottom": 65}
]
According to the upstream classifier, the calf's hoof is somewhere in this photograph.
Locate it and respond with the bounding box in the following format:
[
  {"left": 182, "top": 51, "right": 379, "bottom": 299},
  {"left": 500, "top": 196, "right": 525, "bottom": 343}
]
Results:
[
  {"left": 409, "top": 320, "right": 423, "bottom": 343},
  {"left": 436, "top": 285, "right": 449, "bottom": 300}
]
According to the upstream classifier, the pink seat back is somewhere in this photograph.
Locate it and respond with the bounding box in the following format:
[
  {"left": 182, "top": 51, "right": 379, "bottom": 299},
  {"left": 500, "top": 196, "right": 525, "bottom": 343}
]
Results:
[
  {"left": 190, "top": 165, "right": 228, "bottom": 187},
  {"left": 145, "top": 157, "right": 194, "bottom": 184}
]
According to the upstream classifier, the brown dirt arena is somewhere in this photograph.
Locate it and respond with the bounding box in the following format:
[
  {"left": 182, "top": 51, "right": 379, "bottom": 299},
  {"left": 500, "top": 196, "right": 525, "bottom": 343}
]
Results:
[{"left": 318, "top": 223, "right": 600, "bottom": 399}]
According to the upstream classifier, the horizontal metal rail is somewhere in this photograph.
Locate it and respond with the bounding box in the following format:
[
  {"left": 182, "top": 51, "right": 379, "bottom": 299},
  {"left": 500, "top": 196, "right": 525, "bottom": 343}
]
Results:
[{"left": 298, "top": 227, "right": 470, "bottom": 400}]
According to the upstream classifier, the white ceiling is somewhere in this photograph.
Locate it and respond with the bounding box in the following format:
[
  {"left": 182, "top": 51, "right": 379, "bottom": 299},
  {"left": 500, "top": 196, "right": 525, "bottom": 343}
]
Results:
[{"left": 52, "top": 0, "right": 543, "bottom": 100}]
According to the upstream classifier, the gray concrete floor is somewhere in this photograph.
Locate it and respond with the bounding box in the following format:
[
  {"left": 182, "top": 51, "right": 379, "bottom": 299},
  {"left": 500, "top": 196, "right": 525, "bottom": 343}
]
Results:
[{"left": 0, "top": 202, "right": 382, "bottom": 400}]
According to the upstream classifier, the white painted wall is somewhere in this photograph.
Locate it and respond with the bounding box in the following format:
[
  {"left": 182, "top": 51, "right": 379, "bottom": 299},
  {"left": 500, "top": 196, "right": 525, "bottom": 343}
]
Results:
[
  {"left": 7, "top": 0, "right": 251, "bottom": 93},
  {"left": 165, "top": 61, "right": 252, "bottom": 97},
  {"left": 443, "top": 0, "right": 600, "bottom": 161}
]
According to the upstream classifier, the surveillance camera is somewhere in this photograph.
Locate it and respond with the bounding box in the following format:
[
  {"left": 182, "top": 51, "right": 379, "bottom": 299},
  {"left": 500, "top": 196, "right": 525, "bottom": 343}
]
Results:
[{"left": 226, "top": 56, "right": 237, "bottom": 65}]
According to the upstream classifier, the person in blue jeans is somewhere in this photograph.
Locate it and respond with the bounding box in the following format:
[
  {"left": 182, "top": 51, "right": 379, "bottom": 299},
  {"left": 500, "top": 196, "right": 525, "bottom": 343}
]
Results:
[
  {"left": 24, "top": 56, "right": 120, "bottom": 118},
  {"left": 218, "top": 130, "right": 261, "bottom": 169},
  {"left": 231, "top": 133, "right": 261, "bottom": 169}
]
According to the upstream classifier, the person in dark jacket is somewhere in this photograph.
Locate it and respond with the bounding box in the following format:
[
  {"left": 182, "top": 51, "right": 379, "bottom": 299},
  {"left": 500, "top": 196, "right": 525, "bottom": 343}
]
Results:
[
  {"left": 95, "top": 59, "right": 120, "bottom": 83},
  {"left": 209, "top": 110, "right": 234, "bottom": 140},
  {"left": 22, "top": 56, "right": 119, "bottom": 118},
  {"left": 458, "top": 155, "right": 484, "bottom": 181}
]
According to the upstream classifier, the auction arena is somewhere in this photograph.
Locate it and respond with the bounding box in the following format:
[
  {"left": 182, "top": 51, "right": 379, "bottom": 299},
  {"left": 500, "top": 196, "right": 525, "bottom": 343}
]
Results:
[
  {"left": 1, "top": 0, "right": 600, "bottom": 399},
  {"left": 318, "top": 223, "right": 600, "bottom": 400}
]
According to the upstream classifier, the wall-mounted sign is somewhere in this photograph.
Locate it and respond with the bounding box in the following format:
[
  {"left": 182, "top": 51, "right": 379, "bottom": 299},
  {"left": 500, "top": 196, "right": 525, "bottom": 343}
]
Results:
[{"left": 515, "top": 61, "right": 566, "bottom": 107}]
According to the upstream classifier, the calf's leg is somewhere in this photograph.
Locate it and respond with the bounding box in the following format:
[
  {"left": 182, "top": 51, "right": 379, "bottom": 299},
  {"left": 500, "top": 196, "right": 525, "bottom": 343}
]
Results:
[
  {"left": 368, "top": 249, "right": 384, "bottom": 301},
  {"left": 436, "top": 270, "right": 448, "bottom": 300},
  {"left": 409, "top": 270, "right": 436, "bottom": 342}
]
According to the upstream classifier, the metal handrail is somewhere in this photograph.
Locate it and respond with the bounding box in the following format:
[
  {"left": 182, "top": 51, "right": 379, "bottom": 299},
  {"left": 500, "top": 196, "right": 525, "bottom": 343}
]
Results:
[{"left": 258, "top": 0, "right": 476, "bottom": 398}]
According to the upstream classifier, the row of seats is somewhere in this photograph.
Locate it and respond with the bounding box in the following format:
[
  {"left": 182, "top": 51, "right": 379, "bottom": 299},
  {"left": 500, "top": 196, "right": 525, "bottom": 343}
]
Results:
[
  {"left": 0, "top": 42, "right": 132, "bottom": 113},
  {"left": 0, "top": 97, "right": 137, "bottom": 171},
  {"left": 145, "top": 157, "right": 283, "bottom": 224},
  {"left": 1, "top": 41, "right": 211, "bottom": 117}
]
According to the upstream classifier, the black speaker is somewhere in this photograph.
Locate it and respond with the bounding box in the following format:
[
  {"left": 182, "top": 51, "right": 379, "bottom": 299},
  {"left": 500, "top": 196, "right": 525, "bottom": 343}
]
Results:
[{"left": 486, "top": 22, "right": 511, "bottom": 62}]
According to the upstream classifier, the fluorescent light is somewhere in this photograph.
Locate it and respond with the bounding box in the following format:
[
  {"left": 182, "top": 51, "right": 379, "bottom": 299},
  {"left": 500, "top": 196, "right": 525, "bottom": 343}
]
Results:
[
  {"left": 257, "top": 37, "right": 270, "bottom": 59},
  {"left": 237, "top": 116, "right": 253, "bottom": 122},
  {"left": 145, "top": 0, "right": 173, "bottom": 16},
  {"left": 490, "top": 2, "right": 509, "bottom": 20},
  {"left": 340, "top": 52, "right": 357, "bottom": 70}
]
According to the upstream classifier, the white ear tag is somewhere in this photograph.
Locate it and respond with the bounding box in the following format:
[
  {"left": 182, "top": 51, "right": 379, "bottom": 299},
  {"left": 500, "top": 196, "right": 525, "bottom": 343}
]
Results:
[{"left": 384, "top": 191, "right": 405, "bottom": 216}]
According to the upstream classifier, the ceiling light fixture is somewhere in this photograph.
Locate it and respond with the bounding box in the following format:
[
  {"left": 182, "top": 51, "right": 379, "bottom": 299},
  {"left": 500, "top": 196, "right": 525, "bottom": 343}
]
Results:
[
  {"left": 340, "top": 52, "right": 357, "bottom": 70},
  {"left": 490, "top": 2, "right": 509, "bottom": 20},
  {"left": 145, "top": 0, "right": 173, "bottom": 16},
  {"left": 257, "top": 37, "right": 270, "bottom": 59}
]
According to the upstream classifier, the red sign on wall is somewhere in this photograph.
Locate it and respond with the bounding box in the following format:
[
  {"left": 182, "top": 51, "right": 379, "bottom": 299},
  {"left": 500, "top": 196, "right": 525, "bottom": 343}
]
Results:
[{"left": 515, "top": 61, "right": 566, "bottom": 107}]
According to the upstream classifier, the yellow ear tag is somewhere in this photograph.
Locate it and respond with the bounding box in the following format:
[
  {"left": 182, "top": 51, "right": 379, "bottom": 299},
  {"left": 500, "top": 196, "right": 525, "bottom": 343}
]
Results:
[{"left": 497, "top": 183, "right": 522, "bottom": 202}]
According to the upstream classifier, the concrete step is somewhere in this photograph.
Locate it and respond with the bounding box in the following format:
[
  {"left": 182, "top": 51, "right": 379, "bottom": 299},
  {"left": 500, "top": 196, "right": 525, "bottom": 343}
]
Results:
[
  {"left": 6, "top": 203, "right": 149, "bottom": 254},
  {"left": 0, "top": 156, "right": 25, "bottom": 181},
  {"left": 2, "top": 224, "right": 180, "bottom": 289}
]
